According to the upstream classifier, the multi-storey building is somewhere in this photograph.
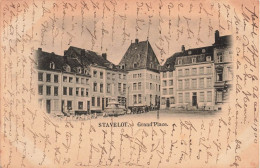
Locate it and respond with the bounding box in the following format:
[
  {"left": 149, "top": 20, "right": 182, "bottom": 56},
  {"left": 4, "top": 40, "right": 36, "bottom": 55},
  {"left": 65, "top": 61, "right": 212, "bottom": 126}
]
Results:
[
  {"left": 213, "top": 30, "right": 233, "bottom": 107},
  {"left": 160, "top": 30, "right": 233, "bottom": 110},
  {"left": 118, "top": 39, "right": 161, "bottom": 108},
  {"left": 37, "top": 46, "right": 127, "bottom": 115}
]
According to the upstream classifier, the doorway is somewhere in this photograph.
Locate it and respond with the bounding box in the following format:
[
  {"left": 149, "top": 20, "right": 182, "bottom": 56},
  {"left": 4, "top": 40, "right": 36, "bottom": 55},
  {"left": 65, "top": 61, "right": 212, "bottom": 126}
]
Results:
[
  {"left": 102, "top": 98, "right": 105, "bottom": 110},
  {"left": 192, "top": 92, "right": 197, "bottom": 106},
  {"left": 46, "top": 100, "right": 51, "bottom": 113},
  {"left": 166, "top": 98, "right": 170, "bottom": 108}
]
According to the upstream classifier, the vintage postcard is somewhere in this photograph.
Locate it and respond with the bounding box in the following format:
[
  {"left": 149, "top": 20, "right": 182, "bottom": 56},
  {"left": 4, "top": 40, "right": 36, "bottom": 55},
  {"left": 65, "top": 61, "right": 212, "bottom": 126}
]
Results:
[{"left": 0, "top": 0, "right": 259, "bottom": 167}]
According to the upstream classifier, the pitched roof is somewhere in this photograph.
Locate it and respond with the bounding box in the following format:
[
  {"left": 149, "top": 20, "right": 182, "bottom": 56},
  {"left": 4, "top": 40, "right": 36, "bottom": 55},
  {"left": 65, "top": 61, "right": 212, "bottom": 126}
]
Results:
[
  {"left": 161, "top": 46, "right": 213, "bottom": 71},
  {"left": 65, "top": 46, "right": 117, "bottom": 70},
  {"left": 36, "top": 50, "right": 65, "bottom": 71},
  {"left": 119, "top": 39, "right": 160, "bottom": 71}
]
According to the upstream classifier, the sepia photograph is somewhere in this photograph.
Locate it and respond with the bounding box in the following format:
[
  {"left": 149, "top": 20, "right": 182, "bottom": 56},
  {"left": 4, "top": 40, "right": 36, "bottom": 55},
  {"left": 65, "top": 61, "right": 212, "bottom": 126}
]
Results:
[{"left": 0, "top": 0, "right": 259, "bottom": 167}]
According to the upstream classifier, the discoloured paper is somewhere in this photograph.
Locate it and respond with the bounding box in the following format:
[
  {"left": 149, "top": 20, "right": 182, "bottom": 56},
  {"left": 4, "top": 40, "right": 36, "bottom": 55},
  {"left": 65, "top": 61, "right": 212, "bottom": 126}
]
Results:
[{"left": 0, "top": 0, "right": 259, "bottom": 167}]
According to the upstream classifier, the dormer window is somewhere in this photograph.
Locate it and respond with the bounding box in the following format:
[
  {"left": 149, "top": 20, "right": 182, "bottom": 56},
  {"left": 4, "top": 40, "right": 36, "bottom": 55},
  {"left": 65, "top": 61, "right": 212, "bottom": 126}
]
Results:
[
  {"left": 121, "top": 65, "right": 125, "bottom": 70},
  {"left": 192, "top": 58, "right": 196, "bottom": 63},
  {"left": 77, "top": 67, "right": 82, "bottom": 74},
  {"left": 84, "top": 68, "right": 88, "bottom": 74},
  {"left": 167, "top": 64, "right": 170, "bottom": 68},
  {"left": 178, "top": 59, "right": 182, "bottom": 65},
  {"left": 206, "top": 56, "right": 211, "bottom": 61},
  {"left": 150, "top": 63, "right": 153, "bottom": 69},
  {"left": 188, "top": 51, "right": 192, "bottom": 55},
  {"left": 202, "top": 49, "right": 206, "bottom": 53},
  {"left": 133, "top": 63, "right": 137, "bottom": 68},
  {"left": 50, "top": 62, "right": 55, "bottom": 69},
  {"left": 66, "top": 65, "right": 71, "bottom": 72}
]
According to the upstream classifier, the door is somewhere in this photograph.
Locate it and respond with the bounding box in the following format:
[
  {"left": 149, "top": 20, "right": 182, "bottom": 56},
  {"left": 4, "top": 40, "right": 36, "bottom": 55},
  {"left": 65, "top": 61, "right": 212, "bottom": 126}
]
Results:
[
  {"left": 192, "top": 92, "right": 197, "bottom": 106},
  {"left": 87, "top": 101, "right": 90, "bottom": 113},
  {"left": 46, "top": 100, "right": 51, "bottom": 113},
  {"left": 166, "top": 98, "right": 170, "bottom": 108},
  {"left": 102, "top": 98, "right": 105, "bottom": 110},
  {"left": 61, "top": 100, "right": 64, "bottom": 113}
]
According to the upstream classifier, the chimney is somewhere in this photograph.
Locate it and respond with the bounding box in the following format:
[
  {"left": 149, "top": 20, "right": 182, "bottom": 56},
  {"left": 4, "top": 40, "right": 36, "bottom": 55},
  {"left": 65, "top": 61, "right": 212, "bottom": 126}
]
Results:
[
  {"left": 135, "top": 39, "right": 139, "bottom": 44},
  {"left": 181, "top": 45, "right": 185, "bottom": 52},
  {"left": 215, "top": 30, "right": 220, "bottom": 43},
  {"left": 102, "top": 53, "right": 107, "bottom": 60}
]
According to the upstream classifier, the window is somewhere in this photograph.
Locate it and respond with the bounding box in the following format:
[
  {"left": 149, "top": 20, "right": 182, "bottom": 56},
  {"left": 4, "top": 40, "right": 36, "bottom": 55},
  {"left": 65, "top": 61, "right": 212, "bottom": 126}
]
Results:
[
  {"left": 163, "top": 80, "right": 167, "bottom": 87},
  {"left": 138, "top": 94, "right": 142, "bottom": 103},
  {"left": 97, "top": 97, "right": 100, "bottom": 106},
  {"left": 199, "top": 78, "right": 204, "bottom": 88},
  {"left": 54, "top": 75, "right": 58, "bottom": 83},
  {"left": 192, "top": 58, "right": 196, "bottom": 63},
  {"left": 123, "top": 74, "right": 126, "bottom": 79},
  {"left": 93, "top": 70, "right": 97, "bottom": 77},
  {"left": 178, "top": 80, "right": 183, "bottom": 90},
  {"left": 185, "top": 69, "right": 189, "bottom": 76},
  {"left": 169, "top": 80, "right": 173, "bottom": 86},
  {"left": 138, "top": 82, "right": 142, "bottom": 90},
  {"left": 170, "top": 97, "right": 175, "bottom": 104},
  {"left": 38, "top": 73, "right": 43, "bottom": 81},
  {"left": 81, "top": 78, "right": 84, "bottom": 84},
  {"left": 81, "top": 88, "right": 84, "bottom": 97},
  {"left": 227, "top": 67, "right": 233, "bottom": 80},
  {"left": 46, "top": 74, "right": 51, "bottom": 82},
  {"left": 92, "top": 97, "right": 95, "bottom": 106},
  {"left": 207, "top": 78, "right": 212, "bottom": 88},
  {"left": 38, "top": 85, "right": 43, "bottom": 95},
  {"left": 133, "top": 63, "right": 137, "bottom": 68},
  {"left": 192, "top": 68, "right": 197, "bottom": 75},
  {"left": 76, "top": 88, "right": 79, "bottom": 96},
  {"left": 178, "top": 59, "right": 182, "bottom": 65},
  {"left": 133, "top": 74, "right": 137, "bottom": 78},
  {"left": 86, "top": 89, "right": 89, "bottom": 97},
  {"left": 217, "top": 55, "right": 223, "bottom": 62},
  {"left": 200, "top": 92, "right": 205, "bottom": 102},
  {"left": 138, "top": 73, "right": 142, "bottom": 78},
  {"left": 78, "top": 102, "right": 83, "bottom": 110},
  {"left": 66, "top": 66, "right": 71, "bottom": 72},
  {"left": 161, "top": 97, "right": 166, "bottom": 105},
  {"left": 100, "top": 83, "right": 103, "bottom": 93},
  {"left": 149, "top": 83, "right": 153, "bottom": 90},
  {"left": 163, "top": 89, "right": 167, "bottom": 95},
  {"left": 185, "top": 79, "right": 189, "bottom": 89},
  {"left": 67, "top": 101, "right": 72, "bottom": 110},
  {"left": 107, "top": 83, "right": 111, "bottom": 93},
  {"left": 202, "top": 49, "right": 206, "bottom": 53},
  {"left": 123, "top": 84, "right": 126, "bottom": 93},
  {"left": 206, "top": 56, "right": 211, "bottom": 61},
  {"left": 207, "top": 91, "right": 212, "bottom": 102},
  {"left": 169, "top": 71, "right": 173, "bottom": 77},
  {"left": 118, "top": 83, "right": 121, "bottom": 92},
  {"left": 178, "top": 69, "right": 183, "bottom": 76},
  {"left": 217, "top": 91, "right": 223, "bottom": 102},
  {"left": 93, "top": 82, "right": 97, "bottom": 92},
  {"left": 133, "top": 83, "right": 137, "bottom": 90},
  {"left": 100, "top": 72, "right": 103, "bottom": 79},
  {"left": 112, "top": 73, "right": 115, "bottom": 79},
  {"left": 63, "top": 87, "right": 67, "bottom": 95},
  {"left": 198, "top": 67, "right": 203, "bottom": 75},
  {"left": 86, "top": 79, "right": 89, "bottom": 84},
  {"left": 119, "top": 74, "right": 121, "bottom": 79},
  {"left": 84, "top": 68, "right": 88, "bottom": 74},
  {"left": 206, "top": 67, "right": 212, "bottom": 74},
  {"left": 77, "top": 67, "right": 82, "bottom": 74},
  {"left": 50, "top": 62, "right": 55, "bottom": 69},
  {"left": 107, "top": 72, "right": 111, "bottom": 79},
  {"left": 192, "top": 79, "right": 197, "bottom": 89},
  {"left": 69, "top": 77, "right": 73, "bottom": 83},
  {"left": 169, "top": 88, "right": 173, "bottom": 94},
  {"left": 178, "top": 93, "right": 183, "bottom": 103},
  {"left": 163, "top": 72, "right": 167, "bottom": 78},
  {"left": 63, "top": 76, "right": 67, "bottom": 82},
  {"left": 185, "top": 92, "right": 190, "bottom": 103},
  {"left": 54, "top": 86, "right": 58, "bottom": 96},
  {"left": 76, "top": 77, "right": 79, "bottom": 83},
  {"left": 46, "top": 86, "right": 51, "bottom": 95},
  {"left": 133, "top": 95, "right": 137, "bottom": 104}
]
